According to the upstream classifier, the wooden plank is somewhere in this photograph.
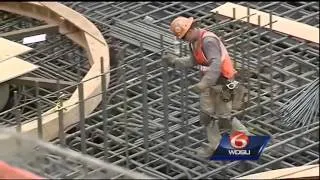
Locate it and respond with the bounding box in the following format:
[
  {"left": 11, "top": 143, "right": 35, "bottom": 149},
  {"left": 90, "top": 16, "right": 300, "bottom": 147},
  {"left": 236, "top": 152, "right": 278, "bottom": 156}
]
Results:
[
  {"left": 1, "top": 2, "right": 110, "bottom": 141},
  {"left": 0, "top": 57, "right": 39, "bottom": 84},
  {"left": 211, "top": 2, "right": 319, "bottom": 44},
  {"left": 238, "top": 164, "right": 319, "bottom": 179},
  {"left": 39, "top": 2, "right": 106, "bottom": 45},
  {"left": 26, "top": 2, "right": 43, "bottom": 6},
  {"left": 0, "top": 24, "right": 59, "bottom": 40},
  {"left": 0, "top": 38, "right": 32, "bottom": 61},
  {"left": 281, "top": 166, "right": 319, "bottom": 179}
]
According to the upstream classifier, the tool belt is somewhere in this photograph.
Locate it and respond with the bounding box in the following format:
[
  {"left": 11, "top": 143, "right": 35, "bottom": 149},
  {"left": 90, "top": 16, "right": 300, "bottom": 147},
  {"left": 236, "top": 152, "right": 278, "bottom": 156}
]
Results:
[{"left": 216, "top": 75, "right": 240, "bottom": 102}]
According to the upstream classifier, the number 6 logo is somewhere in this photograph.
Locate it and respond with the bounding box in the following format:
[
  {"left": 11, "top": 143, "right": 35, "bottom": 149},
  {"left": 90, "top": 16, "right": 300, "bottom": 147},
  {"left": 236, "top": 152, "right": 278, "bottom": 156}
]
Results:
[{"left": 230, "top": 131, "right": 249, "bottom": 149}]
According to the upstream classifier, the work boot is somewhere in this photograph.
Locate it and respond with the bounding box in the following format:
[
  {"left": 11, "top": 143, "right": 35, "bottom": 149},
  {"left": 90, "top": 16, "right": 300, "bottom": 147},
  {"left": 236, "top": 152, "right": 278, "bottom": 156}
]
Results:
[
  {"left": 231, "top": 117, "right": 253, "bottom": 136},
  {"left": 197, "top": 120, "right": 221, "bottom": 158},
  {"left": 196, "top": 144, "right": 216, "bottom": 159}
]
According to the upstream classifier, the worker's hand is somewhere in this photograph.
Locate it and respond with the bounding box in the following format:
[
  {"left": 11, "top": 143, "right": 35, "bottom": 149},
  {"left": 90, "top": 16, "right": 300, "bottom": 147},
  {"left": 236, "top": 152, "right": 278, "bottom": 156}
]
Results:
[
  {"left": 161, "top": 51, "right": 176, "bottom": 66},
  {"left": 191, "top": 81, "right": 208, "bottom": 93}
]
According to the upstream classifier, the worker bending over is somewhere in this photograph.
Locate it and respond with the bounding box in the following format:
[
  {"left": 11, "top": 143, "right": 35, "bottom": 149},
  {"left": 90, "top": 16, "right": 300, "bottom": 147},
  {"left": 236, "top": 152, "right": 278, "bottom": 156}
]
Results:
[{"left": 163, "top": 16, "right": 252, "bottom": 158}]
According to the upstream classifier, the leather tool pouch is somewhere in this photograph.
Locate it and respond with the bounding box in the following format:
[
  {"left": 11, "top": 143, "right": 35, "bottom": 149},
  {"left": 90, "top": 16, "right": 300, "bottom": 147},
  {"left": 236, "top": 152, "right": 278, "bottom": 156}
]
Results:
[
  {"left": 216, "top": 76, "right": 233, "bottom": 102},
  {"left": 220, "top": 85, "right": 233, "bottom": 102}
]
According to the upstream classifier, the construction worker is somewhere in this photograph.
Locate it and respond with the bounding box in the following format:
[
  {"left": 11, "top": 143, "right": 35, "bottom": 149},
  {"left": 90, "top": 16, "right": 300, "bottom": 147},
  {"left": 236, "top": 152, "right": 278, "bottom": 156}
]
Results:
[{"left": 162, "top": 16, "right": 252, "bottom": 158}]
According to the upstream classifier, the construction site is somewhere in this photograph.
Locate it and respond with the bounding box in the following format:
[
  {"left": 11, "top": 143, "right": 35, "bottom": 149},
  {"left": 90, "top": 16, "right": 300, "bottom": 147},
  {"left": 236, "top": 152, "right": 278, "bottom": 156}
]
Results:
[{"left": 0, "top": 1, "right": 319, "bottom": 179}]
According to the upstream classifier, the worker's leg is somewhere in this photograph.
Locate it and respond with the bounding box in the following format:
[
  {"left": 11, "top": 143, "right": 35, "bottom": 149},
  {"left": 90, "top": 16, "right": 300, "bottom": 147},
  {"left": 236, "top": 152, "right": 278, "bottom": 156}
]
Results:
[
  {"left": 206, "top": 118, "right": 221, "bottom": 150},
  {"left": 212, "top": 85, "right": 233, "bottom": 130},
  {"left": 213, "top": 84, "right": 252, "bottom": 136},
  {"left": 197, "top": 88, "right": 221, "bottom": 158},
  {"left": 230, "top": 84, "right": 252, "bottom": 135},
  {"left": 211, "top": 85, "right": 252, "bottom": 136}
]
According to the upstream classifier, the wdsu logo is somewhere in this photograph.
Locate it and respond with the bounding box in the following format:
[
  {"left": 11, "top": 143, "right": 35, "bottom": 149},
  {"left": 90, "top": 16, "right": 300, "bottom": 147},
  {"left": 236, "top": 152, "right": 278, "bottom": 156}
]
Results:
[{"left": 210, "top": 131, "right": 270, "bottom": 161}]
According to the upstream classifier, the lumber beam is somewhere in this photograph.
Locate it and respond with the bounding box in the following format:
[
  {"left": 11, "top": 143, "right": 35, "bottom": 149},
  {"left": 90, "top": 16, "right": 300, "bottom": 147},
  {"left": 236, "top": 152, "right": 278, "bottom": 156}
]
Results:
[
  {"left": 237, "top": 164, "right": 319, "bottom": 179},
  {"left": 0, "top": 38, "right": 32, "bottom": 62},
  {"left": 211, "top": 2, "right": 319, "bottom": 44},
  {"left": 0, "top": 24, "right": 59, "bottom": 40},
  {"left": 0, "top": 2, "right": 110, "bottom": 141},
  {"left": 0, "top": 57, "right": 39, "bottom": 84}
]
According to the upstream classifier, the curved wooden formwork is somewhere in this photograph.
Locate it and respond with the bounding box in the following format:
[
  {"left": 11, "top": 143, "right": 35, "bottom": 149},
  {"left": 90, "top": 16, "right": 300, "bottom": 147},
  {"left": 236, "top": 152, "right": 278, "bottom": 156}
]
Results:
[
  {"left": 0, "top": 2, "right": 110, "bottom": 141},
  {"left": 237, "top": 164, "right": 319, "bottom": 179}
]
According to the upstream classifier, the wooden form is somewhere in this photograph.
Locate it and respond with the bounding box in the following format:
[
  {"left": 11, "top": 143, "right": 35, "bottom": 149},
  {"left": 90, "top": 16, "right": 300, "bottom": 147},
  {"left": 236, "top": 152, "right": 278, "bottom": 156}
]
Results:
[
  {"left": 0, "top": 57, "right": 39, "bottom": 84},
  {"left": 211, "top": 2, "right": 319, "bottom": 44},
  {"left": 0, "top": 2, "right": 110, "bottom": 141},
  {"left": 0, "top": 38, "right": 38, "bottom": 84},
  {"left": 0, "top": 24, "right": 59, "bottom": 40},
  {"left": 0, "top": 37, "right": 32, "bottom": 61},
  {"left": 238, "top": 164, "right": 319, "bottom": 179}
]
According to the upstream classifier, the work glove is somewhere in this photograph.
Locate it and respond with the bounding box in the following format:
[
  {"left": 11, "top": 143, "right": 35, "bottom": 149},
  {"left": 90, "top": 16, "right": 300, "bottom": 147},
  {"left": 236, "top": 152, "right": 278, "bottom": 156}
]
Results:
[
  {"left": 191, "top": 81, "right": 208, "bottom": 93},
  {"left": 161, "top": 51, "right": 176, "bottom": 67}
]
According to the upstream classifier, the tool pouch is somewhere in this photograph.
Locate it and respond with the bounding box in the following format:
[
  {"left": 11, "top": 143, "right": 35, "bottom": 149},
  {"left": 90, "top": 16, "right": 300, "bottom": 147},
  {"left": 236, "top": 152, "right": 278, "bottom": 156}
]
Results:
[
  {"left": 220, "top": 85, "right": 233, "bottom": 102},
  {"left": 232, "top": 84, "right": 248, "bottom": 110}
]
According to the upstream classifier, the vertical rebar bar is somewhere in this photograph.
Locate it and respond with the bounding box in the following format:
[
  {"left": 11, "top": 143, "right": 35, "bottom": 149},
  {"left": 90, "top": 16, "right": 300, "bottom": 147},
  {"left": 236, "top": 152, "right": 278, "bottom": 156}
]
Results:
[
  {"left": 280, "top": 56, "right": 286, "bottom": 94},
  {"left": 298, "top": 62, "right": 303, "bottom": 87},
  {"left": 13, "top": 91, "right": 21, "bottom": 132},
  {"left": 56, "top": 67, "right": 61, "bottom": 94},
  {"left": 57, "top": 93, "right": 65, "bottom": 145},
  {"left": 246, "top": 7, "right": 251, "bottom": 111},
  {"left": 100, "top": 57, "right": 109, "bottom": 162},
  {"left": 179, "top": 41, "right": 187, "bottom": 147},
  {"left": 161, "top": 34, "right": 170, "bottom": 173},
  {"left": 13, "top": 90, "right": 22, "bottom": 148},
  {"left": 78, "top": 82, "right": 86, "bottom": 152},
  {"left": 257, "top": 16, "right": 262, "bottom": 116},
  {"left": 35, "top": 81, "right": 43, "bottom": 139},
  {"left": 56, "top": 67, "right": 65, "bottom": 146},
  {"left": 122, "top": 61, "right": 130, "bottom": 168},
  {"left": 239, "top": 8, "right": 247, "bottom": 122},
  {"left": 78, "top": 81, "right": 87, "bottom": 175},
  {"left": 269, "top": 12, "right": 274, "bottom": 112},
  {"left": 77, "top": 51, "right": 82, "bottom": 82},
  {"left": 232, "top": 8, "right": 239, "bottom": 75},
  {"left": 141, "top": 42, "right": 150, "bottom": 163},
  {"left": 182, "top": 44, "right": 189, "bottom": 147}
]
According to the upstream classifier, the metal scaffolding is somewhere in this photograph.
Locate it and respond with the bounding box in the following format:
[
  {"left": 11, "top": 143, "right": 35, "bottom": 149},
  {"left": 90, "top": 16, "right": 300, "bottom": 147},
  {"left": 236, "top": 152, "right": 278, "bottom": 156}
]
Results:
[{"left": 0, "top": 1, "right": 319, "bottom": 179}]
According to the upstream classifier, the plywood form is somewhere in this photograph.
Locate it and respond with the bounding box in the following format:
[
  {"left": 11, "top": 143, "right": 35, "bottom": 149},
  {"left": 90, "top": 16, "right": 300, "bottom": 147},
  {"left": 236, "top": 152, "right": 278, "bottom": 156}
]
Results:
[
  {"left": 0, "top": 57, "right": 39, "bottom": 84},
  {"left": 211, "top": 2, "right": 319, "bottom": 44},
  {"left": 39, "top": 2, "right": 106, "bottom": 45},
  {"left": 0, "top": 37, "right": 32, "bottom": 61},
  {"left": 238, "top": 164, "right": 319, "bottom": 179},
  {"left": 0, "top": 2, "right": 110, "bottom": 141}
]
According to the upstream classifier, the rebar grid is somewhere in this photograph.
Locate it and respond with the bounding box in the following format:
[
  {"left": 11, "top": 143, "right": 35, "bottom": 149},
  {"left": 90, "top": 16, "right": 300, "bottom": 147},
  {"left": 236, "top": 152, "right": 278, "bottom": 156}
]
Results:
[
  {"left": 0, "top": 10, "right": 46, "bottom": 33},
  {"left": 0, "top": 12, "right": 91, "bottom": 126},
  {"left": 0, "top": 128, "right": 152, "bottom": 179},
  {"left": 0, "top": 2, "right": 319, "bottom": 179}
]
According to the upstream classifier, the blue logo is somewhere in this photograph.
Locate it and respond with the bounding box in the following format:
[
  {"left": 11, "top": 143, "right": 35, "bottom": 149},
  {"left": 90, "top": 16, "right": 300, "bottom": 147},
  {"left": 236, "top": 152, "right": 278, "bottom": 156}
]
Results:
[{"left": 210, "top": 131, "right": 270, "bottom": 161}]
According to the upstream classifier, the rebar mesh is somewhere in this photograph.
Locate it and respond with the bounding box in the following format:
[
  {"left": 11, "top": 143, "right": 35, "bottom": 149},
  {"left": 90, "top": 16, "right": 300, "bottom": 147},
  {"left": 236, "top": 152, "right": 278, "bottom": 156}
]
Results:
[
  {"left": 0, "top": 128, "right": 152, "bottom": 179},
  {"left": 0, "top": 2, "right": 319, "bottom": 179}
]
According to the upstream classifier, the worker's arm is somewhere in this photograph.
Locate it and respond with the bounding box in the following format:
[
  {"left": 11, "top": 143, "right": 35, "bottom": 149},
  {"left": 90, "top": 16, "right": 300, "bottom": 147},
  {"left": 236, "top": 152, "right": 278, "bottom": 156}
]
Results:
[
  {"left": 173, "top": 54, "right": 196, "bottom": 68},
  {"left": 199, "top": 36, "right": 222, "bottom": 87},
  {"left": 162, "top": 52, "right": 196, "bottom": 68}
]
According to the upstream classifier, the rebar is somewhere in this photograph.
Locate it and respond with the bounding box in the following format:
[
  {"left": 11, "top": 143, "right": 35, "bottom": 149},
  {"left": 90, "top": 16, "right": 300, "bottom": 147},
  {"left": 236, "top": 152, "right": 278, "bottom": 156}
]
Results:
[
  {"left": 0, "top": 1, "right": 319, "bottom": 179},
  {"left": 279, "top": 78, "right": 319, "bottom": 129}
]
